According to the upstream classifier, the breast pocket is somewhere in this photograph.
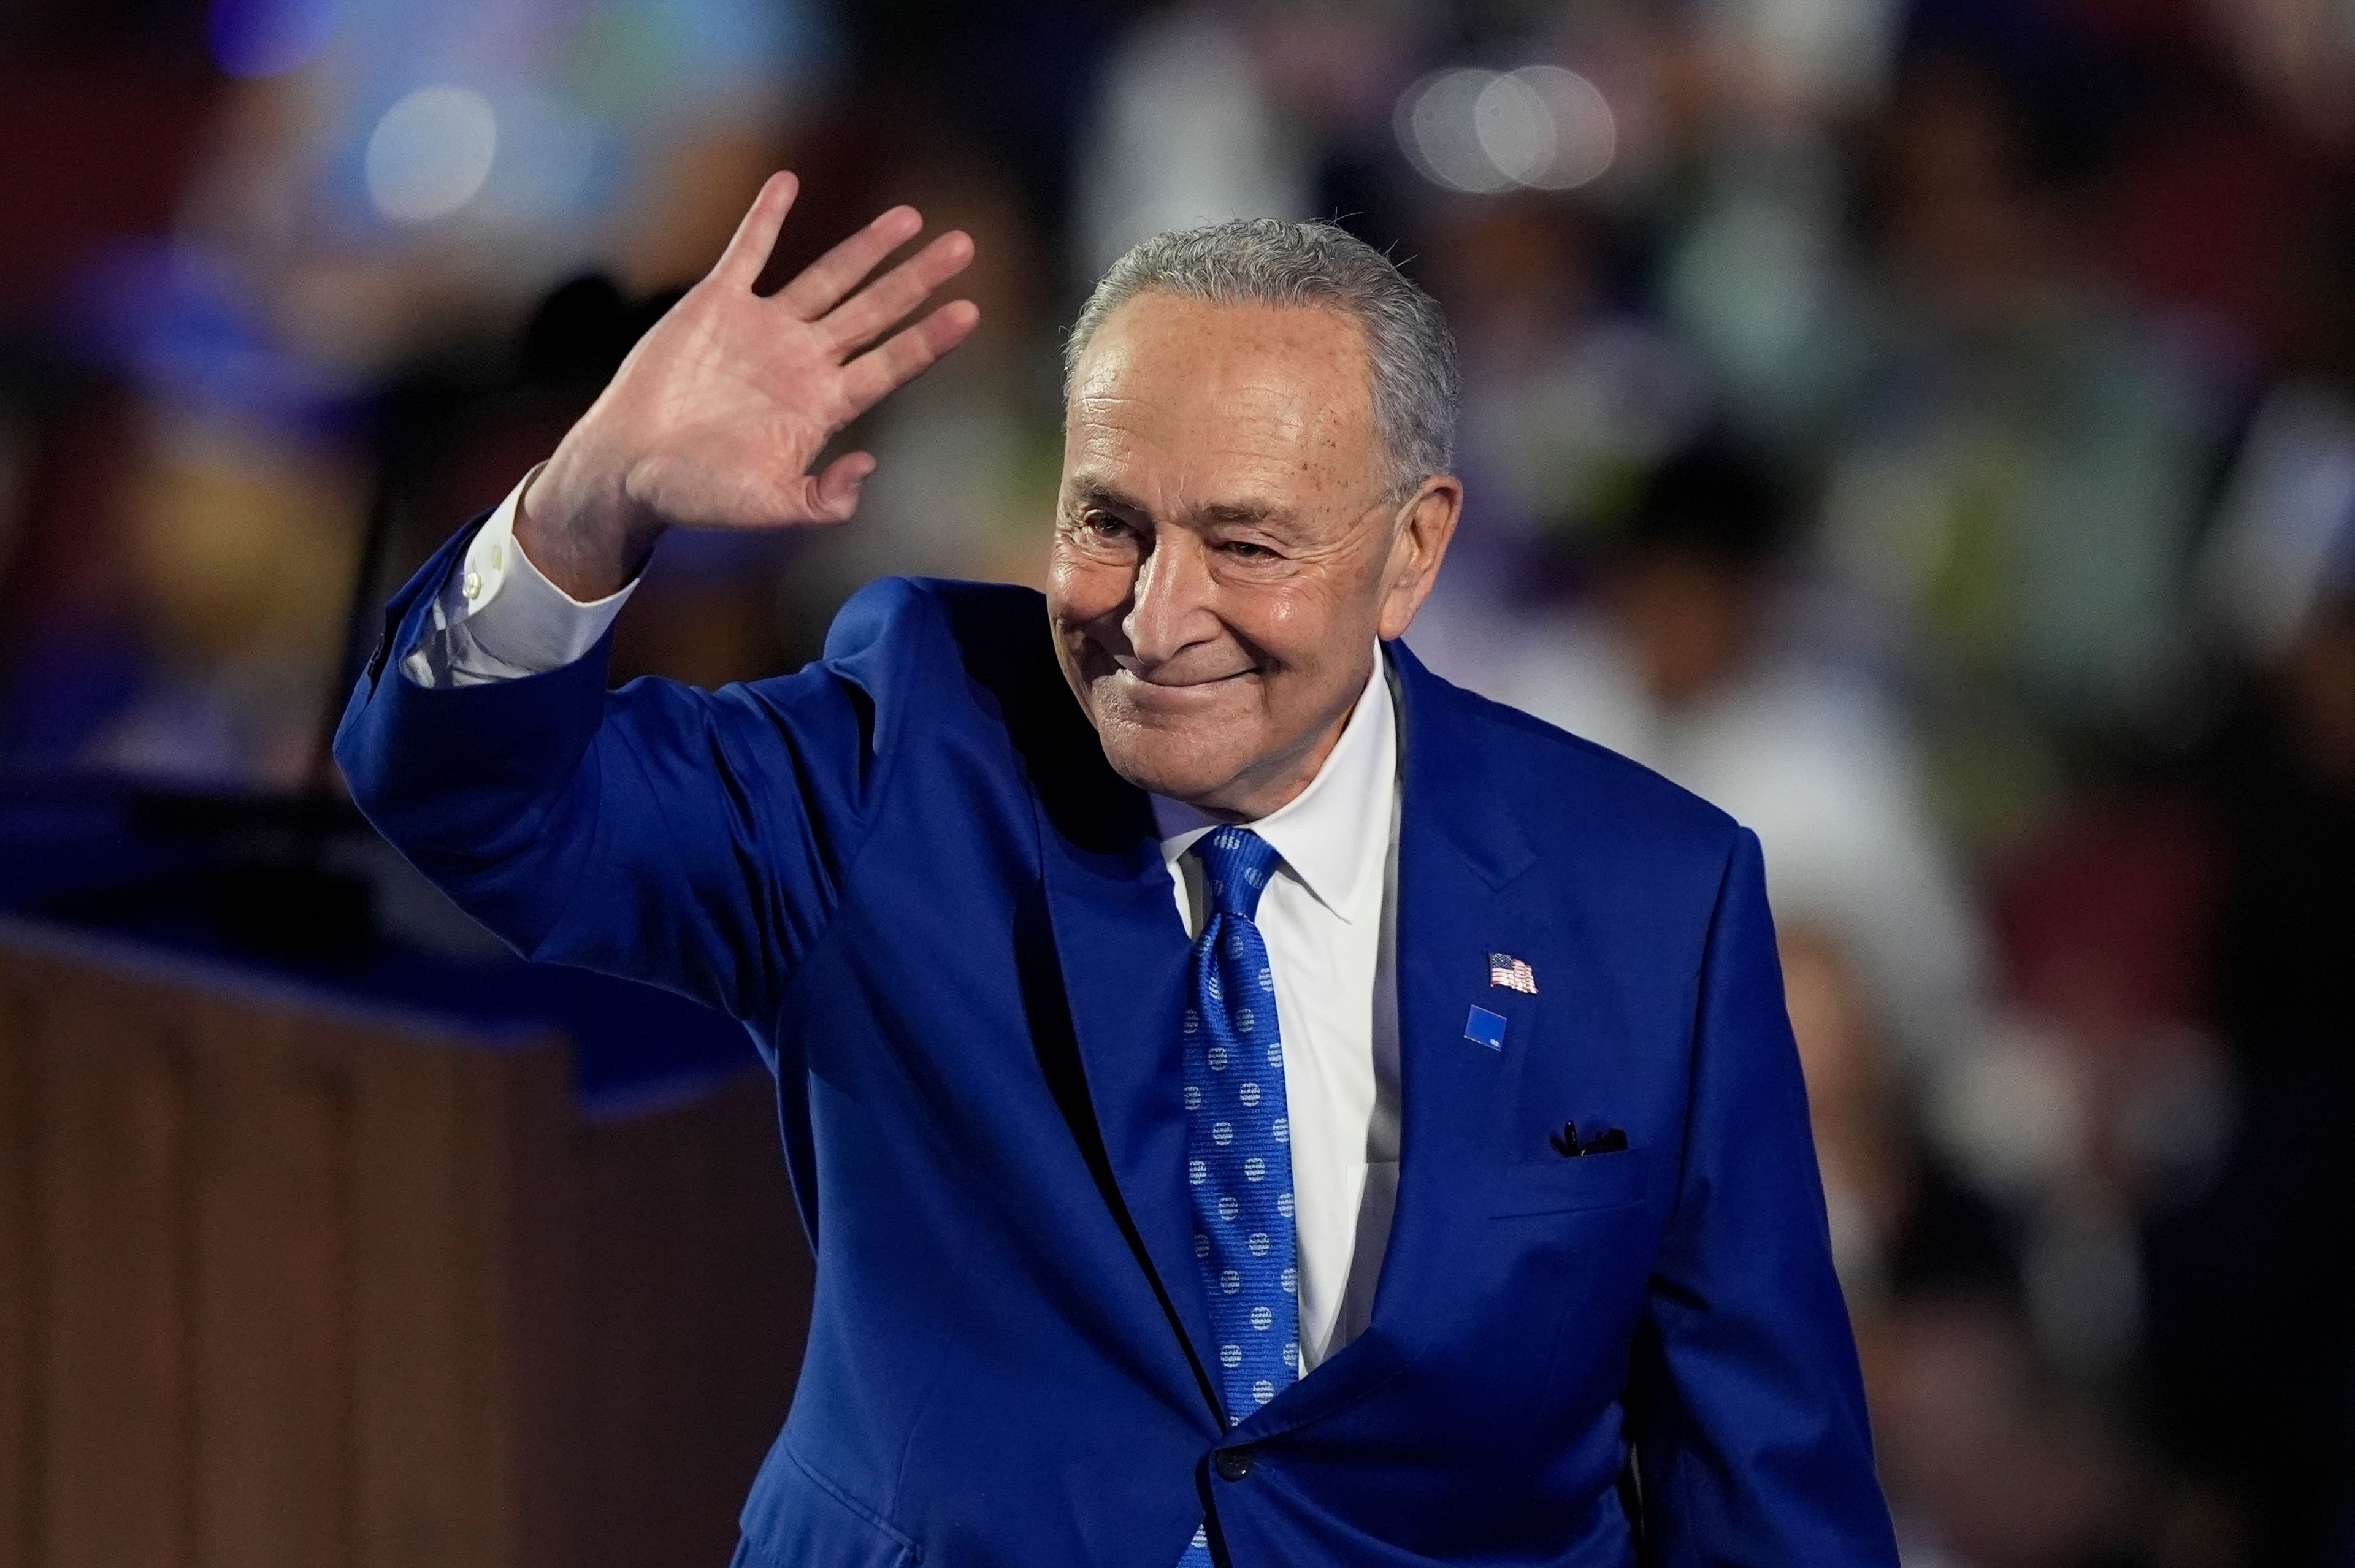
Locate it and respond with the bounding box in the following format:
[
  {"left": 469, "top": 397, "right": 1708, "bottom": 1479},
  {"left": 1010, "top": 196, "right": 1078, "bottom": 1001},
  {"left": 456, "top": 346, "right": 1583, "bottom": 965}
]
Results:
[{"left": 1487, "top": 1147, "right": 1650, "bottom": 1218}]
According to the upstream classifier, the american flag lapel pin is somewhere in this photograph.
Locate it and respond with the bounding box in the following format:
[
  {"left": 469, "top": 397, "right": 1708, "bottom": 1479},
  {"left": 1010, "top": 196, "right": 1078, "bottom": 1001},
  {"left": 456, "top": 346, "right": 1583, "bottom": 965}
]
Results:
[{"left": 1488, "top": 951, "right": 1537, "bottom": 995}]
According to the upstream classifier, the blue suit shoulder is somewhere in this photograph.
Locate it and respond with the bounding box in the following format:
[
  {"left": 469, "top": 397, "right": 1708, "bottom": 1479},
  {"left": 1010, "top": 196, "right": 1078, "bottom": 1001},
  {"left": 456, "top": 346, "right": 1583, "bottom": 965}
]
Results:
[
  {"left": 819, "top": 575, "right": 1044, "bottom": 660},
  {"left": 814, "top": 578, "right": 1131, "bottom": 840},
  {"left": 818, "top": 576, "right": 1055, "bottom": 717},
  {"left": 771, "top": 576, "right": 1057, "bottom": 762}
]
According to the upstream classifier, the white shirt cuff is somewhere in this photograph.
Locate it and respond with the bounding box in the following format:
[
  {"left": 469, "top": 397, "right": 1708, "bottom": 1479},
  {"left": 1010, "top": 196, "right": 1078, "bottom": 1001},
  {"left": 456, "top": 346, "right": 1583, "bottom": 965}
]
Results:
[{"left": 400, "top": 463, "right": 638, "bottom": 687}]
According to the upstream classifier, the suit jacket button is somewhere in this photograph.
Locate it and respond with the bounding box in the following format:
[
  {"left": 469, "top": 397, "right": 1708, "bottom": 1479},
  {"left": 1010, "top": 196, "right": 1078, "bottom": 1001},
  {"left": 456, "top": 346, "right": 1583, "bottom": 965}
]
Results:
[{"left": 1214, "top": 1447, "right": 1254, "bottom": 1482}]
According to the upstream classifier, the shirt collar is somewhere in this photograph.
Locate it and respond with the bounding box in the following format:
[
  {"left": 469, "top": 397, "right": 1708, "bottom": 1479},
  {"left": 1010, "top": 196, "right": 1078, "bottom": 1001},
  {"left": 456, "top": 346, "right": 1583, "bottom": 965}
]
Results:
[{"left": 1150, "top": 648, "right": 1397, "bottom": 924}]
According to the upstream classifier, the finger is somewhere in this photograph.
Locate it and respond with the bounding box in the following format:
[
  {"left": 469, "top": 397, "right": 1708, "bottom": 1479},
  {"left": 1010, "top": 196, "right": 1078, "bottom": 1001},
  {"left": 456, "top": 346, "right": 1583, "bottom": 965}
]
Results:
[
  {"left": 776, "top": 205, "right": 925, "bottom": 320},
  {"left": 791, "top": 451, "right": 877, "bottom": 526},
  {"left": 819, "top": 229, "right": 976, "bottom": 354},
  {"left": 838, "top": 300, "right": 982, "bottom": 419},
  {"left": 713, "top": 171, "right": 800, "bottom": 289}
]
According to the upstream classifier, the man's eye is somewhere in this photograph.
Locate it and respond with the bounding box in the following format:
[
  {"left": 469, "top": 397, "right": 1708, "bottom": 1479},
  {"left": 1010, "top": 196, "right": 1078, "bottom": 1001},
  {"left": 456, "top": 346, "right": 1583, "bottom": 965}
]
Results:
[
  {"left": 1083, "top": 512, "right": 1129, "bottom": 539},
  {"left": 1223, "top": 541, "right": 1276, "bottom": 560}
]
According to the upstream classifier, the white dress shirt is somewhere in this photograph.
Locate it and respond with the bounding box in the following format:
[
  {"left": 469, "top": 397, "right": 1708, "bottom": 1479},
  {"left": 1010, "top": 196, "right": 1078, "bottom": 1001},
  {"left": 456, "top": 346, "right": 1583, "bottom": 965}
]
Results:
[
  {"left": 1151, "top": 659, "right": 1401, "bottom": 1377},
  {"left": 401, "top": 465, "right": 640, "bottom": 688},
  {"left": 411, "top": 469, "right": 1406, "bottom": 1379}
]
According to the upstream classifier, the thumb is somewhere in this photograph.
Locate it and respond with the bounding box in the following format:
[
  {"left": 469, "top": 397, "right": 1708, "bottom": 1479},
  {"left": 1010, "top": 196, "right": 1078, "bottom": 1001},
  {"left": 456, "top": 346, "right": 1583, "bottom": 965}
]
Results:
[{"left": 796, "top": 450, "right": 876, "bottom": 526}]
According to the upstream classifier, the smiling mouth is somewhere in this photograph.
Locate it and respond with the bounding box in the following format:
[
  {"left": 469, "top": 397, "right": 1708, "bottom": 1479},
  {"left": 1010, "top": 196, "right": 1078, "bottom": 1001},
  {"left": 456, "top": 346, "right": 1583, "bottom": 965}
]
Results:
[
  {"left": 1108, "top": 651, "right": 1257, "bottom": 682},
  {"left": 1107, "top": 665, "right": 1257, "bottom": 697}
]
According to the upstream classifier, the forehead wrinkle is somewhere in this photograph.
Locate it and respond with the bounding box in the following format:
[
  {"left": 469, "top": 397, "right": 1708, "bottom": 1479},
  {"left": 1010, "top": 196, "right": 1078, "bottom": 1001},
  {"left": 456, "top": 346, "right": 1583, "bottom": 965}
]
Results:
[
  {"left": 1066, "top": 422, "right": 1340, "bottom": 511},
  {"left": 1070, "top": 391, "right": 1347, "bottom": 487},
  {"left": 1071, "top": 378, "right": 1325, "bottom": 448}
]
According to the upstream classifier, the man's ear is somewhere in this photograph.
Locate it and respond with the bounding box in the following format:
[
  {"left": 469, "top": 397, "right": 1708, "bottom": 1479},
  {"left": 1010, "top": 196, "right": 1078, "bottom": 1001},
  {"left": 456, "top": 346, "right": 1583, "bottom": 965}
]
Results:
[{"left": 1376, "top": 475, "right": 1463, "bottom": 641}]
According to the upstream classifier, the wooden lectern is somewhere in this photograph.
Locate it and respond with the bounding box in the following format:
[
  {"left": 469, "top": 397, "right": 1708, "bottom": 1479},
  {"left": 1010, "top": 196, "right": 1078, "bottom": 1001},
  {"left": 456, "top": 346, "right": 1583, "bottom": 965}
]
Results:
[{"left": 0, "top": 917, "right": 812, "bottom": 1568}]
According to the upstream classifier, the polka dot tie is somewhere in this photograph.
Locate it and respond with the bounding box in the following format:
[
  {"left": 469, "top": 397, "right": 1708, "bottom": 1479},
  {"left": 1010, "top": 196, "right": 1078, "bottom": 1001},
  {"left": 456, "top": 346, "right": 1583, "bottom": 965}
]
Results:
[{"left": 1176, "top": 828, "right": 1297, "bottom": 1567}]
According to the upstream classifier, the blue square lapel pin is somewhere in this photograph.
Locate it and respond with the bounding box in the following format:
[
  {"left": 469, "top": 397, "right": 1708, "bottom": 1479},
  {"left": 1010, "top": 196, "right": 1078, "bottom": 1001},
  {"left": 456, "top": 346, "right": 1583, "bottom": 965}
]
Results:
[
  {"left": 1464, "top": 1006, "right": 1507, "bottom": 1049},
  {"left": 1465, "top": 950, "right": 1537, "bottom": 1050}
]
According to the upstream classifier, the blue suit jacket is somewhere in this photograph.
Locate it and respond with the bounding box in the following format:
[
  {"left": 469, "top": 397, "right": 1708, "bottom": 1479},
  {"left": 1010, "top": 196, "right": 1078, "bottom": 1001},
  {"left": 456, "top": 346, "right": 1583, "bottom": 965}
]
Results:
[{"left": 337, "top": 522, "right": 1900, "bottom": 1568}]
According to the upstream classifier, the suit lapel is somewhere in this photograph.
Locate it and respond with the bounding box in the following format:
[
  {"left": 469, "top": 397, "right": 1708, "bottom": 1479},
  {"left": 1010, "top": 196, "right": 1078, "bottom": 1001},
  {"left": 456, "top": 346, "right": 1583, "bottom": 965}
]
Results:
[
  {"left": 1022, "top": 705, "right": 1223, "bottom": 1421},
  {"left": 1239, "top": 640, "right": 1537, "bottom": 1440}
]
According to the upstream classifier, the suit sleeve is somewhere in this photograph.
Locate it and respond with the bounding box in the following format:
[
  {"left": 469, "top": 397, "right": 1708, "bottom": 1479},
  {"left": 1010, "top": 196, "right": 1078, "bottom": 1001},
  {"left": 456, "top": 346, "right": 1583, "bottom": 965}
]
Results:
[
  {"left": 334, "top": 516, "right": 925, "bottom": 1025},
  {"left": 1628, "top": 828, "right": 1902, "bottom": 1565}
]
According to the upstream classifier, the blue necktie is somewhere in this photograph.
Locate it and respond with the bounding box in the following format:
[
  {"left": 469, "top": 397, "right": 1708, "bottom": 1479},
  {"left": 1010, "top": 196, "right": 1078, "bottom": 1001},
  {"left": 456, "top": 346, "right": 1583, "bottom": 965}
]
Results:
[{"left": 1176, "top": 827, "right": 1298, "bottom": 1567}]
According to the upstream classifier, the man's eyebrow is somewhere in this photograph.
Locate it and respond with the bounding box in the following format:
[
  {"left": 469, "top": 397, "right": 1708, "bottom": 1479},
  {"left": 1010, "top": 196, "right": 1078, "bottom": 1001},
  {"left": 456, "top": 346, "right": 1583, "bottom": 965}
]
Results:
[
  {"left": 1066, "top": 480, "right": 1150, "bottom": 514},
  {"left": 1063, "top": 481, "right": 1299, "bottom": 529}
]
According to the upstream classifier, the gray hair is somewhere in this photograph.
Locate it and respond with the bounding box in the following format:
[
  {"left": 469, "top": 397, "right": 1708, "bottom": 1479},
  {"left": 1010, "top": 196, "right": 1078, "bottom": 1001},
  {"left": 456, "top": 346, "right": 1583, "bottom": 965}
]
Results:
[{"left": 1064, "top": 218, "right": 1460, "bottom": 499}]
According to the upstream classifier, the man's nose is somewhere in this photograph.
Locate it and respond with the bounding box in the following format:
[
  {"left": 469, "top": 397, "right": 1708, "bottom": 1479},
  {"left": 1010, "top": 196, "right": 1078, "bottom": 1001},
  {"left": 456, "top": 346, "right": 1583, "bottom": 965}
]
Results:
[{"left": 1121, "top": 534, "right": 1217, "bottom": 666}]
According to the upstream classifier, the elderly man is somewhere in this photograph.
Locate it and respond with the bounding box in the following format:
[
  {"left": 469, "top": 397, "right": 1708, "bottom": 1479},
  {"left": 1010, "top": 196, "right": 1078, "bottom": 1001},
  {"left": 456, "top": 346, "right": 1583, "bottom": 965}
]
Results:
[{"left": 337, "top": 174, "right": 1898, "bottom": 1567}]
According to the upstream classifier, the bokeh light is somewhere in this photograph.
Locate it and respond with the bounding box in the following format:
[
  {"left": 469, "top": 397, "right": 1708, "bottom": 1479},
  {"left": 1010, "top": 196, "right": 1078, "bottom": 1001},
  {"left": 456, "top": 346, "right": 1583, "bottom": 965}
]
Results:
[
  {"left": 1396, "top": 65, "right": 1617, "bottom": 195},
  {"left": 364, "top": 86, "right": 499, "bottom": 224}
]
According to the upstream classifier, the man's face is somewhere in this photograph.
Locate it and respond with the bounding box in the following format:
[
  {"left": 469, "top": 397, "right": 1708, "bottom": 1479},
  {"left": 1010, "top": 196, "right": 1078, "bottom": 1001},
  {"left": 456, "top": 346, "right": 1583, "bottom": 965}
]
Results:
[{"left": 1049, "top": 292, "right": 1459, "bottom": 819}]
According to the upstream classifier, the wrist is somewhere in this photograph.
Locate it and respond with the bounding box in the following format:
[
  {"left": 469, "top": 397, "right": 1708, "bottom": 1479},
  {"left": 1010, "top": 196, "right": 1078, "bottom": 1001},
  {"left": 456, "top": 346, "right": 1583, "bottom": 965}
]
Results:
[{"left": 516, "top": 438, "right": 662, "bottom": 600}]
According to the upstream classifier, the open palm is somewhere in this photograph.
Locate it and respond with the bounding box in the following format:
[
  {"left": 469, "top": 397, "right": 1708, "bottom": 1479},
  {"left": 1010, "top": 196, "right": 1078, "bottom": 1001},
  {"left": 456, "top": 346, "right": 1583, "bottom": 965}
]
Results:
[{"left": 523, "top": 172, "right": 980, "bottom": 597}]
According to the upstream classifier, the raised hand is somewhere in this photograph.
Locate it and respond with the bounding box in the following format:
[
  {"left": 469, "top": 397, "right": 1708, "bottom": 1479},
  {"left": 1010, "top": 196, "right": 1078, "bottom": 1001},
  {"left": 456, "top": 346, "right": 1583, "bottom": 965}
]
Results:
[{"left": 518, "top": 172, "right": 981, "bottom": 599}]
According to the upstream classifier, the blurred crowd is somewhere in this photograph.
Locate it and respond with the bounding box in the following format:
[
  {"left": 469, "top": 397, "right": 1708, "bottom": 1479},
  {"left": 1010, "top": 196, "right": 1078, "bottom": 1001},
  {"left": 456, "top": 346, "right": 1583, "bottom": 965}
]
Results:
[{"left": 3, "top": 0, "right": 2353, "bottom": 1563}]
